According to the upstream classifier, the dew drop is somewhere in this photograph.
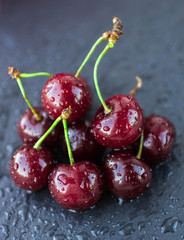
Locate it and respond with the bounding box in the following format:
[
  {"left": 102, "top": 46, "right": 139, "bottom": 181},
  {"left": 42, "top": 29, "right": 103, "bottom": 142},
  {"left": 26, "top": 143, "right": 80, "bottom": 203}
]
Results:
[
  {"left": 161, "top": 217, "right": 178, "bottom": 233},
  {"left": 14, "top": 163, "right": 19, "bottom": 170},
  {"left": 50, "top": 97, "right": 55, "bottom": 102},
  {"left": 96, "top": 123, "right": 101, "bottom": 130},
  {"left": 103, "top": 126, "right": 110, "bottom": 132}
]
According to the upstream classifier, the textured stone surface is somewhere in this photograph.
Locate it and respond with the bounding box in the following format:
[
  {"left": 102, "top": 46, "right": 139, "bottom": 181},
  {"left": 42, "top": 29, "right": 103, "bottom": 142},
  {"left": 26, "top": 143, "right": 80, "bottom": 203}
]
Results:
[{"left": 0, "top": 0, "right": 184, "bottom": 239}]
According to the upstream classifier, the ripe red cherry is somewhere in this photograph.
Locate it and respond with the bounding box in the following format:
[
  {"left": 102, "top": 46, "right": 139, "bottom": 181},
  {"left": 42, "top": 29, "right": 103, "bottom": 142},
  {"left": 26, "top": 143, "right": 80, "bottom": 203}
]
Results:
[
  {"left": 9, "top": 146, "right": 54, "bottom": 191},
  {"left": 18, "top": 107, "right": 62, "bottom": 147},
  {"left": 49, "top": 161, "right": 103, "bottom": 210},
  {"left": 137, "top": 114, "right": 175, "bottom": 165},
  {"left": 104, "top": 150, "right": 152, "bottom": 198},
  {"left": 41, "top": 73, "right": 92, "bottom": 123},
  {"left": 62, "top": 120, "right": 105, "bottom": 163},
  {"left": 92, "top": 94, "right": 144, "bottom": 148}
]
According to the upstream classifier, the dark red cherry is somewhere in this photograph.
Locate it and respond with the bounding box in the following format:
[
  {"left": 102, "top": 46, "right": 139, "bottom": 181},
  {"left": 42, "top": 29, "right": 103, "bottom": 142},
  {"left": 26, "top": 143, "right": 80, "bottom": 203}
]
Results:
[
  {"left": 104, "top": 150, "right": 152, "bottom": 198},
  {"left": 41, "top": 73, "right": 92, "bottom": 123},
  {"left": 138, "top": 114, "right": 175, "bottom": 165},
  {"left": 62, "top": 120, "right": 105, "bottom": 163},
  {"left": 49, "top": 161, "right": 103, "bottom": 210},
  {"left": 18, "top": 107, "right": 62, "bottom": 147},
  {"left": 9, "top": 146, "right": 54, "bottom": 191},
  {"left": 92, "top": 94, "right": 144, "bottom": 148}
]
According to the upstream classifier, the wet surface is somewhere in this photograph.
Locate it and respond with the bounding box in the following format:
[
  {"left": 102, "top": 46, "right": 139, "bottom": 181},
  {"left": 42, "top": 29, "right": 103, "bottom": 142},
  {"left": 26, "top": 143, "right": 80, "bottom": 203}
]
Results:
[{"left": 0, "top": 0, "right": 184, "bottom": 239}]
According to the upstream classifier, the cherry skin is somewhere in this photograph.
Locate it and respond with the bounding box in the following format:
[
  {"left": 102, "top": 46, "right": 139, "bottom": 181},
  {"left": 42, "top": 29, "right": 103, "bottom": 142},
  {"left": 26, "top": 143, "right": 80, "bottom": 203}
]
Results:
[
  {"left": 92, "top": 94, "right": 144, "bottom": 148},
  {"left": 135, "top": 114, "right": 175, "bottom": 165},
  {"left": 104, "top": 150, "right": 152, "bottom": 199},
  {"left": 41, "top": 73, "right": 92, "bottom": 123},
  {"left": 9, "top": 146, "right": 54, "bottom": 191},
  {"left": 49, "top": 161, "right": 103, "bottom": 210},
  {"left": 18, "top": 107, "right": 62, "bottom": 148},
  {"left": 62, "top": 120, "right": 105, "bottom": 163}
]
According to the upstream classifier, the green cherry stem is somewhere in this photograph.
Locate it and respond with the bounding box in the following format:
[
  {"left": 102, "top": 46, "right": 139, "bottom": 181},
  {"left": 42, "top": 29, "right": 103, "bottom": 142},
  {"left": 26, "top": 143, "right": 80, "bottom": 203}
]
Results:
[
  {"left": 33, "top": 115, "right": 62, "bottom": 149},
  {"left": 93, "top": 42, "right": 114, "bottom": 114},
  {"left": 62, "top": 118, "right": 75, "bottom": 166},
  {"left": 16, "top": 77, "right": 42, "bottom": 121},
  {"left": 136, "top": 131, "right": 144, "bottom": 159},
  {"left": 33, "top": 116, "right": 62, "bottom": 149},
  {"left": 20, "top": 72, "right": 52, "bottom": 78},
  {"left": 75, "top": 36, "right": 105, "bottom": 79}
]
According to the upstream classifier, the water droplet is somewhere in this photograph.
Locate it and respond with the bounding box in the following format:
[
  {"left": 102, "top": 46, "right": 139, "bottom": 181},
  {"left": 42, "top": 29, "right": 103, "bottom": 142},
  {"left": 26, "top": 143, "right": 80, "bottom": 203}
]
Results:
[
  {"left": 14, "top": 163, "right": 19, "bottom": 170},
  {"left": 96, "top": 123, "right": 101, "bottom": 130},
  {"left": 103, "top": 126, "right": 110, "bottom": 132},
  {"left": 161, "top": 217, "right": 178, "bottom": 233},
  {"left": 50, "top": 97, "right": 55, "bottom": 102},
  {"left": 76, "top": 232, "right": 90, "bottom": 240},
  {"left": 119, "top": 223, "right": 135, "bottom": 236}
]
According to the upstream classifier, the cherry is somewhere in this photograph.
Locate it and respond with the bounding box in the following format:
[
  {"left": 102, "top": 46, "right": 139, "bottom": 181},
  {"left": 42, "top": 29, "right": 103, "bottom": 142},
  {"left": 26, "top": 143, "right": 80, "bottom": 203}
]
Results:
[
  {"left": 62, "top": 120, "right": 105, "bottom": 162},
  {"left": 18, "top": 107, "right": 62, "bottom": 147},
  {"left": 49, "top": 161, "right": 103, "bottom": 210},
  {"left": 9, "top": 146, "right": 54, "bottom": 191},
  {"left": 135, "top": 114, "right": 175, "bottom": 165},
  {"left": 92, "top": 94, "right": 144, "bottom": 148},
  {"left": 41, "top": 73, "right": 92, "bottom": 123},
  {"left": 104, "top": 149, "right": 152, "bottom": 198}
]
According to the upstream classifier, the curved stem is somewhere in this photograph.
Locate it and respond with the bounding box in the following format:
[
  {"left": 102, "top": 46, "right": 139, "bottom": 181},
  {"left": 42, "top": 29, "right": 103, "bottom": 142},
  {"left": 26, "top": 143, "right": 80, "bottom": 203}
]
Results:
[
  {"left": 75, "top": 36, "right": 105, "bottom": 79},
  {"left": 129, "top": 76, "right": 142, "bottom": 96},
  {"left": 33, "top": 116, "right": 62, "bottom": 149},
  {"left": 20, "top": 72, "right": 52, "bottom": 78},
  {"left": 136, "top": 131, "right": 144, "bottom": 159},
  {"left": 93, "top": 43, "right": 114, "bottom": 114},
  {"left": 62, "top": 119, "right": 75, "bottom": 166},
  {"left": 16, "top": 77, "right": 42, "bottom": 121}
]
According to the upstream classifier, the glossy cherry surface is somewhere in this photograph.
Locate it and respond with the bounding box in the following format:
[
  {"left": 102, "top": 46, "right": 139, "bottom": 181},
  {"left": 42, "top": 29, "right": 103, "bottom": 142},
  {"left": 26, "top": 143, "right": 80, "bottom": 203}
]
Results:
[
  {"left": 18, "top": 107, "right": 62, "bottom": 147},
  {"left": 49, "top": 161, "right": 103, "bottom": 210},
  {"left": 41, "top": 73, "right": 92, "bottom": 123},
  {"left": 139, "top": 114, "right": 175, "bottom": 164},
  {"left": 62, "top": 120, "right": 105, "bottom": 162},
  {"left": 92, "top": 94, "right": 144, "bottom": 148},
  {"left": 104, "top": 150, "right": 152, "bottom": 198},
  {"left": 9, "top": 146, "right": 54, "bottom": 191}
]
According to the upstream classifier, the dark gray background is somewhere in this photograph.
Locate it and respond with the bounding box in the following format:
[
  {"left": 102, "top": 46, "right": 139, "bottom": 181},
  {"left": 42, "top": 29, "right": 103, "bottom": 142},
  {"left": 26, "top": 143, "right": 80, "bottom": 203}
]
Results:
[{"left": 0, "top": 0, "right": 184, "bottom": 239}]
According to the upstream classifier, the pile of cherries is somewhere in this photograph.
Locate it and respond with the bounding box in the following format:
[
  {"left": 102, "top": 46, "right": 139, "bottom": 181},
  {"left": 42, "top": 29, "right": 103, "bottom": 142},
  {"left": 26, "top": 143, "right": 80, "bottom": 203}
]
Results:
[{"left": 8, "top": 17, "right": 175, "bottom": 210}]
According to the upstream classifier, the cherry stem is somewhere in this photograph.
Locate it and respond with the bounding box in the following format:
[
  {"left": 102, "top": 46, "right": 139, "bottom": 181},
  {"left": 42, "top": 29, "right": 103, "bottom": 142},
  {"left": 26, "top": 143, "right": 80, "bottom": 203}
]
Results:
[
  {"left": 136, "top": 131, "right": 144, "bottom": 159},
  {"left": 62, "top": 119, "right": 75, "bottom": 166},
  {"left": 93, "top": 43, "right": 114, "bottom": 114},
  {"left": 75, "top": 36, "right": 105, "bottom": 79},
  {"left": 129, "top": 76, "right": 142, "bottom": 96},
  {"left": 16, "top": 77, "right": 42, "bottom": 121},
  {"left": 20, "top": 72, "right": 52, "bottom": 78},
  {"left": 33, "top": 115, "right": 62, "bottom": 150}
]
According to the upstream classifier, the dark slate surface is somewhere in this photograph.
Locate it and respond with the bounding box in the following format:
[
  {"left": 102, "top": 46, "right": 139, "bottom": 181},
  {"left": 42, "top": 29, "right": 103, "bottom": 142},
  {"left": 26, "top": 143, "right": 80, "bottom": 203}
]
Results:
[{"left": 0, "top": 0, "right": 184, "bottom": 239}]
